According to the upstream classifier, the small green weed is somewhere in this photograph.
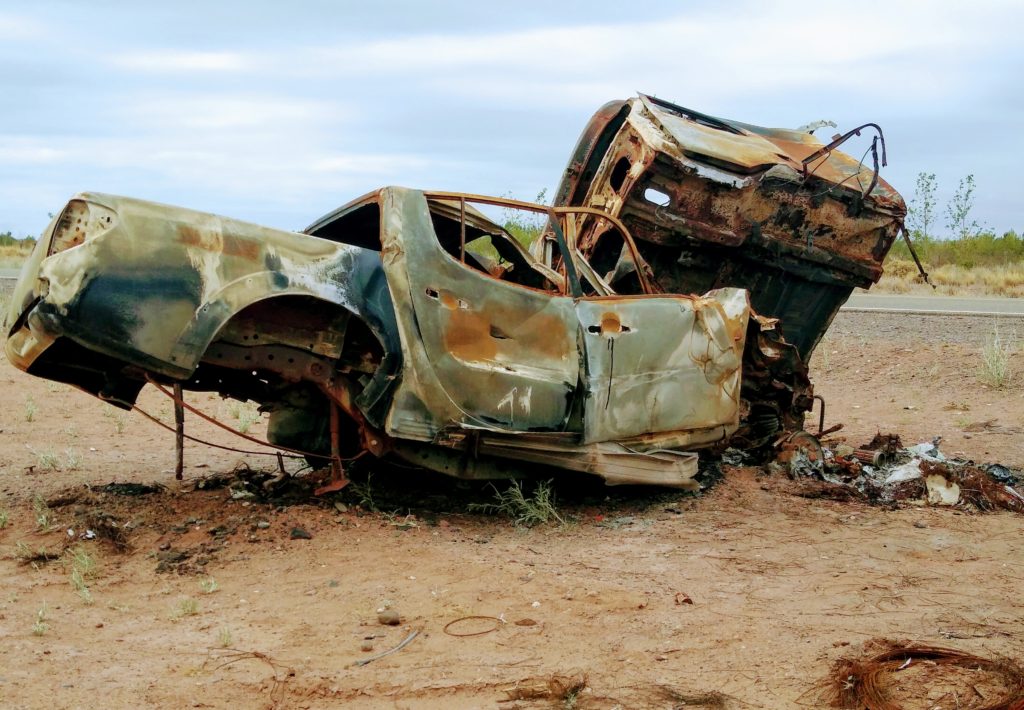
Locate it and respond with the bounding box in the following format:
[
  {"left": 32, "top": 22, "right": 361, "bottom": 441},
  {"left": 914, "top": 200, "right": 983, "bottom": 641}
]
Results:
[
  {"left": 349, "top": 473, "right": 377, "bottom": 512},
  {"left": 24, "top": 396, "right": 37, "bottom": 422},
  {"left": 199, "top": 578, "right": 219, "bottom": 594},
  {"left": 36, "top": 448, "right": 60, "bottom": 471},
  {"left": 70, "top": 567, "right": 93, "bottom": 604},
  {"left": 174, "top": 597, "right": 199, "bottom": 618},
  {"left": 978, "top": 326, "right": 1016, "bottom": 388},
  {"left": 104, "top": 408, "right": 129, "bottom": 434},
  {"left": 217, "top": 627, "right": 233, "bottom": 648},
  {"left": 236, "top": 408, "right": 260, "bottom": 434},
  {"left": 470, "top": 479, "right": 564, "bottom": 527},
  {"left": 33, "top": 497, "right": 53, "bottom": 531},
  {"left": 66, "top": 546, "right": 97, "bottom": 604},
  {"left": 63, "top": 448, "right": 82, "bottom": 471},
  {"left": 0, "top": 509, "right": 9, "bottom": 529},
  {"left": 32, "top": 603, "right": 49, "bottom": 636}
]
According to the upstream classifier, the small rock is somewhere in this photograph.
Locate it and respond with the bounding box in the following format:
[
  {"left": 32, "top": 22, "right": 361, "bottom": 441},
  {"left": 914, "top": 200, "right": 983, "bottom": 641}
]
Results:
[
  {"left": 256, "top": 521, "right": 270, "bottom": 529},
  {"left": 333, "top": 502, "right": 348, "bottom": 513},
  {"left": 290, "top": 527, "right": 312, "bottom": 540},
  {"left": 377, "top": 609, "right": 401, "bottom": 626},
  {"left": 360, "top": 640, "right": 374, "bottom": 652},
  {"left": 514, "top": 618, "right": 538, "bottom": 627},
  {"left": 914, "top": 521, "right": 928, "bottom": 529}
]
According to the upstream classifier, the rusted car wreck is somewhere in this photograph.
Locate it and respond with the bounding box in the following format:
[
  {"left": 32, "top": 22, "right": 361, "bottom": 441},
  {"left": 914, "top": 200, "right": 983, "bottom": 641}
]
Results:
[{"left": 4, "top": 95, "right": 906, "bottom": 490}]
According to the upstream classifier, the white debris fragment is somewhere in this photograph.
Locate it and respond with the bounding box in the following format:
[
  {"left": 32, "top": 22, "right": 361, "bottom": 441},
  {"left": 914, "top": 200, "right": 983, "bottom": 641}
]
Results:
[
  {"left": 925, "top": 475, "right": 961, "bottom": 506},
  {"left": 907, "top": 442, "right": 945, "bottom": 462},
  {"left": 884, "top": 459, "right": 923, "bottom": 485}
]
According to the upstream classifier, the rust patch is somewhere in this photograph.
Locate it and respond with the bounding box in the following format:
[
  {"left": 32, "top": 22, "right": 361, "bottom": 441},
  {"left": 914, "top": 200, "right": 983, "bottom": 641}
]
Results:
[
  {"left": 439, "top": 291, "right": 460, "bottom": 310},
  {"left": 444, "top": 308, "right": 571, "bottom": 363},
  {"left": 444, "top": 310, "right": 497, "bottom": 362},
  {"left": 600, "top": 312, "right": 622, "bottom": 335},
  {"left": 517, "top": 312, "right": 572, "bottom": 360},
  {"left": 178, "top": 224, "right": 259, "bottom": 261}
]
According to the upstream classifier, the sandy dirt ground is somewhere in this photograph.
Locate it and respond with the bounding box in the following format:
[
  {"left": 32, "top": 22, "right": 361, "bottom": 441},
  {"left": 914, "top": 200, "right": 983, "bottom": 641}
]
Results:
[{"left": 0, "top": 311, "right": 1022, "bottom": 709}]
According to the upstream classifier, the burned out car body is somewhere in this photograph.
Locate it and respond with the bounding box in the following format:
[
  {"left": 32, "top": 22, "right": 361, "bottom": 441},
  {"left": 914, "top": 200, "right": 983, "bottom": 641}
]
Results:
[
  {"left": 4, "top": 95, "right": 906, "bottom": 488},
  {"left": 5, "top": 188, "right": 752, "bottom": 488}
]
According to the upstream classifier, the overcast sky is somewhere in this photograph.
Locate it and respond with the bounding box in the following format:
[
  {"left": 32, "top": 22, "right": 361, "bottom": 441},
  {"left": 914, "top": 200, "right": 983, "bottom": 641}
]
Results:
[{"left": 1, "top": 0, "right": 1021, "bottom": 237}]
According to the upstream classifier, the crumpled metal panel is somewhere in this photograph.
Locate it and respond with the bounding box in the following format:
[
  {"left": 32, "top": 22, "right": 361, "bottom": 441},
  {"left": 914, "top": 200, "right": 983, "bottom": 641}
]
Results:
[
  {"left": 378, "top": 188, "right": 579, "bottom": 439},
  {"left": 555, "top": 95, "right": 907, "bottom": 364},
  {"left": 575, "top": 288, "right": 748, "bottom": 443},
  {"left": 640, "top": 96, "right": 902, "bottom": 206}
]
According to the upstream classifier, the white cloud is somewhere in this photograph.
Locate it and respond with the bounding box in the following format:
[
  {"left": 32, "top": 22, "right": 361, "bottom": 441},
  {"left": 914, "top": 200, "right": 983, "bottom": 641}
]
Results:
[
  {"left": 108, "top": 49, "right": 251, "bottom": 73},
  {"left": 0, "top": 129, "right": 440, "bottom": 208},
  {"left": 4, "top": 0, "right": 1024, "bottom": 233},
  {"left": 288, "top": 0, "right": 1014, "bottom": 112},
  {"left": 125, "top": 94, "right": 348, "bottom": 130},
  {"left": 0, "top": 138, "right": 67, "bottom": 164},
  {"left": 0, "top": 12, "right": 41, "bottom": 40}
]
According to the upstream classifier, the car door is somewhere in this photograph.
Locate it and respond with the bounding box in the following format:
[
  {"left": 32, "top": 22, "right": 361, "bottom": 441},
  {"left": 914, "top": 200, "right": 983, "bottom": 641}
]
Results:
[
  {"left": 390, "top": 191, "right": 580, "bottom": 432},
  {"left": 574, "top": 288, "right": 749, "bottom": 443}
]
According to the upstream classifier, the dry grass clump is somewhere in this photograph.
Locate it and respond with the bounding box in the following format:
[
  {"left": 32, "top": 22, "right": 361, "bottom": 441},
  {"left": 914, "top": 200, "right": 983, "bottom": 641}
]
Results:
[
  {"left": 883, "top": 257, "right": 920, "bottom": 280},
  {"left": 877, "top": 258, "right": 1024, "bottom": 297},
  {"left": 0, "top": 244, "right": 33, "bottom": 269},
  {"left": 931, "top": 263, "right": 978, "bottom": 287}
]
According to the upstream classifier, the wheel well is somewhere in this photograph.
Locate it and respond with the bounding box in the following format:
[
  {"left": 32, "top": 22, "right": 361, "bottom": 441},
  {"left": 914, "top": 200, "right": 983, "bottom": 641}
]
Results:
[{"left": 180, "top": 296, "right": 387, "bottom": 451}]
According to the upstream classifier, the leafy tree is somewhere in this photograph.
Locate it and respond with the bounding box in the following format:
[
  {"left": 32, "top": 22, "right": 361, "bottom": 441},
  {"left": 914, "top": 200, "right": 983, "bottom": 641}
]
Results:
[
  {"left": 945, "top": 174, "right": 983, "bottom": 240},
  {"left": 907, "top": 172, "right": 937, "bottom": 240}
]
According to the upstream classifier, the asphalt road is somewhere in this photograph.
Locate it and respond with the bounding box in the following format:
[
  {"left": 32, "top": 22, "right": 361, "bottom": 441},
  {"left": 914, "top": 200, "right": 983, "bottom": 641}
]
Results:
[{"left": 844, "top": 293, "right": 1024, "bottom": 316}]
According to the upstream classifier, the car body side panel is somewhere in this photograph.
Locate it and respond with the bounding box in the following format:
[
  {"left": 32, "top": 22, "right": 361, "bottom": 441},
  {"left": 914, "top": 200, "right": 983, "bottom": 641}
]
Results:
[
  {"left": 5, "top": 193, "right": 399, "bottom": 417},
  {"left": 379, "top": 188, "right": 579, "bottom": 440},
  {"left": 575, "top": 288, "right": 747, "bottom": 443}
]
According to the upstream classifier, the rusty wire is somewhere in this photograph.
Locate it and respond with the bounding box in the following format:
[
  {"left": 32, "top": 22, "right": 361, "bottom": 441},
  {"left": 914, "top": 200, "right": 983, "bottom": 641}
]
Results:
[
  {"left": 825, "top": 641, "right": 1024, "bottom": 710},
  {"left": 131, "top": 404, "right": 305, "bottom": 459},
  {"left": 443, "top": 615, "right": 505, "bottom": 637},
  {"left": 146, "top": 377, "right": 324, "bottom": 458}
]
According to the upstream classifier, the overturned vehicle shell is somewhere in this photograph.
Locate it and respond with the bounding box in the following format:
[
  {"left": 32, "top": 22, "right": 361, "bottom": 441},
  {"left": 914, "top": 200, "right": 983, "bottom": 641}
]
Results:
[
  {"left": 545, "top": 94, "right": 906, "bottom": 438},
  {"left": 4, "top": 95, "right": 906, "bottom": 489}
]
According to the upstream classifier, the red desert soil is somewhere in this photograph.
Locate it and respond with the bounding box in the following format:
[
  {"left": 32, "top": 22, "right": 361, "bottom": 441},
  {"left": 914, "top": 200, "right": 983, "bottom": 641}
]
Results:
[{"left": 0, "top": 310, "right": 1022, "bottom": 709}]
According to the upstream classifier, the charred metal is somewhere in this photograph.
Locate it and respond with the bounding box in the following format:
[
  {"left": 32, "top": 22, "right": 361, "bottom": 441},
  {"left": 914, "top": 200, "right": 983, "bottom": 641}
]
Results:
[{"left": 3, "top": 95, "right": 906, "bottom": 489}]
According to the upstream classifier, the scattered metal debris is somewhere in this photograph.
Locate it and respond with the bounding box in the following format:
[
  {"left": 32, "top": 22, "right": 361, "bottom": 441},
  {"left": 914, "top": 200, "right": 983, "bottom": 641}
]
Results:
[
  {"left": 779, "top": 433, "right": 1024, "bottom": 512},
  {"left": 351, "top": 628, "right": 420, "bottom": 668}
]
